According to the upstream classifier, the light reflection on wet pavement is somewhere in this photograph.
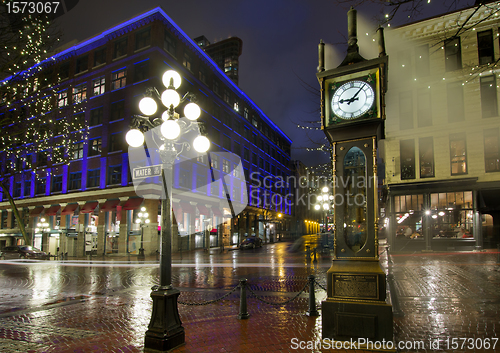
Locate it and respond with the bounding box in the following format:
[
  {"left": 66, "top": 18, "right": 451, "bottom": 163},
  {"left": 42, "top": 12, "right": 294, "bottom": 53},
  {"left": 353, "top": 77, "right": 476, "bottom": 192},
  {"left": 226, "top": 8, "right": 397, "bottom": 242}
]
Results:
[{"left": 0, "top": 235, "right": 498, "bottom": 352}]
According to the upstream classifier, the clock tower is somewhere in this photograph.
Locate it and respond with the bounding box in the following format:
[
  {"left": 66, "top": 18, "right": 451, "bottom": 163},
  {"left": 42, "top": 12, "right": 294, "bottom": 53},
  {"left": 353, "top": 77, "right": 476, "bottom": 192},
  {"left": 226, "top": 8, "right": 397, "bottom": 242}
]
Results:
[{"left": 318, "top": 7, "right": 393, "bottom": 345}]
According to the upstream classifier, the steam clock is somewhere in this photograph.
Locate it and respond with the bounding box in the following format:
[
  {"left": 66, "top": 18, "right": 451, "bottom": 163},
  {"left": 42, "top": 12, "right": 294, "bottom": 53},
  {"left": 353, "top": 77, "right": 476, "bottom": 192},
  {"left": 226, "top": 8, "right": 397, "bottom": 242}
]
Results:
[{"left": 317, "top": 8, "right": 393, "bottom": 344}]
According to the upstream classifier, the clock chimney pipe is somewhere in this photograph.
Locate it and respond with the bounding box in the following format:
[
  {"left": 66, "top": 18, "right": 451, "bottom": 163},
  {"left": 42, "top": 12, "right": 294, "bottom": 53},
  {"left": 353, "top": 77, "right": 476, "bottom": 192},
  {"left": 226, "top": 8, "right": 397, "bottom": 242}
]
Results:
[
  {"left": 347, "top": 7, "right": 358, "bottom": 51},
  {"left": 377, "top": 27, "right": 386, "bottom": 57},
  {"left": 318, "top": 39, "right": 325, "bottom": 72}
]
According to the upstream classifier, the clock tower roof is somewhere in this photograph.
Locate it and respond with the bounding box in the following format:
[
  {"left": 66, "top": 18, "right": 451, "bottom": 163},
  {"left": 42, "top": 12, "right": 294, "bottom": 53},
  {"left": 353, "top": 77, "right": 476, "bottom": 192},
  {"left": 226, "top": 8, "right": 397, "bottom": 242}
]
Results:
[{"left": 338, "top": 7, "right": 367, "bottom": 67}]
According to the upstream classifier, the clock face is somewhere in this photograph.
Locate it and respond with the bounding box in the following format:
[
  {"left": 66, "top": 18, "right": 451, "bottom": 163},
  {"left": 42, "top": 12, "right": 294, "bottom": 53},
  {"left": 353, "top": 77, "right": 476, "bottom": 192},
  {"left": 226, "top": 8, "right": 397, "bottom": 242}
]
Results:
[{"left": 331, "top": 80, "right": 375, "bottom": 120}]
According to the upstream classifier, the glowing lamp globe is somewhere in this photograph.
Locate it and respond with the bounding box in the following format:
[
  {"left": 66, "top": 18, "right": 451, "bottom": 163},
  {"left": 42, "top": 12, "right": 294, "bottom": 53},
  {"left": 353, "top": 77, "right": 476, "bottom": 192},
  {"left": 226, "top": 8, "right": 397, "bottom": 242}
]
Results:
[
  {"left": 139, "top": 97, "right": 157, "bottom": 116},
  {"left": 162, "top": 70, "right": 181, "bottom": 89},
  {"left": 322, "top": 186, "right": 329, "bottom": 193},
  {"left": 161, "top": 89, "right": 180, "bottom": 108},
  {"left": 193, "top": 135, "right": 210, "bottom": 153},
  {"left": 184, "top": 102, "right": 201, "bottom": 120},
  {"left": 135, "top": 219, "right": 141, "bottom": 224},
  {"left": 323, "top": 203, "right": 330, "bottom": 210},
  {"left": 317, "top": 196, "right": 323, "bottom": 201},
  {"left": 314, "top": 204, "right": 320, "bottom": 210},
  {"left": 145, "top": 219, "right": 150, "bottom": 224},
  {"left": 161, "top": 120, "right": 180, "bottom": 140},
  {"left": 126, "top": 129, "right": 145, "bottom": 147}
]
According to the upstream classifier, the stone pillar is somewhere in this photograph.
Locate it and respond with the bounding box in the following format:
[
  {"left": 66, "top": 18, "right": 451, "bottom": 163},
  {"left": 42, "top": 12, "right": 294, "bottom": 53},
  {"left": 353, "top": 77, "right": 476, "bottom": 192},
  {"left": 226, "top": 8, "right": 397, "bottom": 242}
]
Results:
[
  {"left": 77, "top": 212, "right": 86, "bottom": 257},
  {"left": 246, "top": 213, "right": 252, "bottom": 237}
]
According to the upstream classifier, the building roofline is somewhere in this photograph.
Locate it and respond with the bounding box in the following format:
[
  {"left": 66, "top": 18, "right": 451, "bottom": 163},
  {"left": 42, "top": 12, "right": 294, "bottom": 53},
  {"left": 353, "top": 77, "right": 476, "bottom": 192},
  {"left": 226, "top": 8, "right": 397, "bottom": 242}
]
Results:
[{"left": 1, "top": 7, "right": 292, "bottom": 145}]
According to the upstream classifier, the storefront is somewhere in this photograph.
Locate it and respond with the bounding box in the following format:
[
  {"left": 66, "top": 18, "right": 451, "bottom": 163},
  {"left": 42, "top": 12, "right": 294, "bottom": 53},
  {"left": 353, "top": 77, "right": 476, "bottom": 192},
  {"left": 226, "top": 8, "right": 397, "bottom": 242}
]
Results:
[{"left": 387, "top": 179, "right": 481, "bottom": 252}]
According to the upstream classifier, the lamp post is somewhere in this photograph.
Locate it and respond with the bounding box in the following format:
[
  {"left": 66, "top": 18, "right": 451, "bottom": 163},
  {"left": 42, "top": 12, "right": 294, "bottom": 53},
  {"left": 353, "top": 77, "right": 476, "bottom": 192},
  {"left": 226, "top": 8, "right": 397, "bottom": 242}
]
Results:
[
  {"left": 35, "top": 217, "right": 50, "bottom": 252},
  {"left": 126, "top": 70, "right": 210, "bottom": 351},
  {"left": 315, "top": 186, "right": 334, "bottom": 233},
  {"left": 136, "top": 206, "right": 150, "bottom": 260}
]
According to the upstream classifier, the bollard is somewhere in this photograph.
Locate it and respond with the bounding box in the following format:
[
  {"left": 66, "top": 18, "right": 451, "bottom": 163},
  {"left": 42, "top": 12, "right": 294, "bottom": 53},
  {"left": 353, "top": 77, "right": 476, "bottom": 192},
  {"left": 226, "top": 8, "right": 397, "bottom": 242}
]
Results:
[
  {"left": 313, "top": 248, "right": 317, "bottom": 263},
  {"left": 238, "top": 278, "right": 249, "bottom": 319},
  {"left": 64, "top": 252, "right": 68, "bottom": 260},
  {"left": 307, "top": 275, "right": 319, "bottom": 316}
]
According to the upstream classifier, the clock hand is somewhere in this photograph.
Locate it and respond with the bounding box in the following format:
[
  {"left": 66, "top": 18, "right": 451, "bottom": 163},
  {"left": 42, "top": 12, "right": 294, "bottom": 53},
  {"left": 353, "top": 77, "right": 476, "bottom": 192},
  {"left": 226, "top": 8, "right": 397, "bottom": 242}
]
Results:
[{"left": 346, "top": 86, "right": 364, "bottom": 104}]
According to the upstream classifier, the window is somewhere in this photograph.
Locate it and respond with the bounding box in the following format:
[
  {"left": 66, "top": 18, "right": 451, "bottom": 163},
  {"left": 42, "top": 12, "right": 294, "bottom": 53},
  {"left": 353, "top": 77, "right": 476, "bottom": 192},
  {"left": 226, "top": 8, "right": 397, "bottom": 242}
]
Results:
[
  {"left": 484, "top": 129, "right": 500, "bottom": 172},
  {"left": 90, "top": 107, "right": 103, "bottom": 126},
  {"left": 58, "top": 90, "right": 68, "bottom": 107},
  {"left": 244, "top": 148, "right": 249, "bottom": 161},
  {"left": 233, "top": 141, "right": 241, "bottom": 155},
  {"left": 52, "top": 174, "right": 63, "bottom": 192},
  {"left": 37, "top": 151, "right": 47, "bottom": 166},
  {"left": 223, "top": 112, "right": 231, "bottom": 127},
  {"left": 69, "top": 172, "right": 82, "bottom": 190},
  {"left": 243, "top": 126, "right": 249, "bottom": 140},
  {"left": 164, "top": 30, "right": 176, "bottom": 56},
  {"left": 259, "top": 157, "right": 264, "bottom": 169},
  {"left": 109, "top": 132, "right": 122, "bottom": 152},
  {"left": 417, "top": 88, "right": 431, "bottom": 127},
  {"left": 24, "top": 179, "right": 31, "bottom": 197},
  {"left": 222, "top": 159, "right": 230, "bottom": 173},
  {"left": 135, "top": 27, "right": 151, "bottom": 50},
  {"left": 243, "top": 107, "right": 249, "bottom": 120},
  {"left": 400, "top": 139, "right": 415, "bottom": 180},
  {"left": 477, "top": 30, "right": 494, "bottom": 65},
  {"left": 444, "top": 37, "right": 462, "bottom": 72},
  {"left": 223, "top": 135, "right": 231, "bottom": 150},
  {"left": 110, "top": 101, "right": 125, "bottom": 121},
  {"left": 178, "top": 168, "right": 190, "bottom": 188},
  {"left": 113, "top": 37, "right": 128, "bottom": 58},
  {"left": 134, "top": 60, "right": 149, "bottom": 82},
  {"left": 52, "top": 146, "right": 63, "bottom": 164},
  {"left": 213, "top": 80, "right": 220, "bottom": 95},
  {"left": 94, "top": 48, "right": 106, "bottom": 66},
  {"left": 72, "top": 83, "right": 87, "bottom": 104},
  {"left": 447, "top": 82, "right": 465, "bottom": 122},
  {"left": 252, "top": 152, "right": 257, "bottom": 165},
  {"left": 73, "top": 112, "right": 85, "bottom": 129},
  {"left": 199, "top": 66, "right": 207, "bottom": 84},
  {"left": 419, "top": 137, "right": 434, "bottom": 178},
  {"left": 88, "top": 138, "right": 102, "bottom": 157},
  {"left": 234, "top": 101, "right": 239, "bottom": 112},
  {"left": 210, "top": 128, "right": 220, "bottom": 145},
  {"left": 234, "top": 120, "right": 241, "bottom": 134},
  {"left": 197, "top": 154, "right": 206, "bottom": 164},
  {"left": 415, "top": 44, "right": 430, "bottom": 77},
  {"left": 450, "top": 134, "right": 467, "bottom": 175},
  {"left": 398, "top": 50, "right": 411, "bottom": 80},
  {"left": 252, "top": 116, "right": 259, "bottom": 128},
  {"left": 223, "top": 89, "right": 231, "bottom": 104},
  {"left": 35, "top": 177, "right": 46, "bottom": 194},
  {"left": 480, "top": 75, "right": 498, "bottom": 118},
  {"left": 183, "top": 51, "right": 192, "bottom": 71},
  {"left": 14, "top": 182, "right": 21, "bottom": 198},
  {"left": 59, "top": 62, "right": 69, "bottom": 80},
  {"left": 75, "top": 55, "right": 88, "bottom": 74},
  {"left": 111, "top": 69, "right": 126, "bottom": 90},
  {"left": 399, "top": 91, "right": 413, "bottom": 130},
  {"left": 72, "top": 142, "right": 84, "bottom": 160},
  {"left": 108, "top": 165, "right": 122, "bottom": 185},
  {"left": 87, "top": 169, "right": 100, "bottom": 188},
  {"left": 92, "top": 76, "right": 105, "bottom": 96},
  {"left": 210, "top": 154, "right": 219, "bottom": 169}
]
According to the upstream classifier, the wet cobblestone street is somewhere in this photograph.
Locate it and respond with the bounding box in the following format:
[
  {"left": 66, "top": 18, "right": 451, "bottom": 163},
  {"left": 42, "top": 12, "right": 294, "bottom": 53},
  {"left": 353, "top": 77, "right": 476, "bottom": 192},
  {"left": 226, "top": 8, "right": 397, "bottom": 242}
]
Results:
[{"left": 0, "top": 237, "right": 499, "bottom": 352}]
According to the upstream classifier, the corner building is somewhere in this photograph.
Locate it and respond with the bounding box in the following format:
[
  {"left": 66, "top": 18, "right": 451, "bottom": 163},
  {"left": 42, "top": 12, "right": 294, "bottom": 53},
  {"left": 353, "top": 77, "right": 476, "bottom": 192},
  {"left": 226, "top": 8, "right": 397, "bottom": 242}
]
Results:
[
  {"left": 382, "top": 1, "right": 500, "bottom": 251},
  {"left": 0, "top": 7, "right": 293, "bottom": 256}
]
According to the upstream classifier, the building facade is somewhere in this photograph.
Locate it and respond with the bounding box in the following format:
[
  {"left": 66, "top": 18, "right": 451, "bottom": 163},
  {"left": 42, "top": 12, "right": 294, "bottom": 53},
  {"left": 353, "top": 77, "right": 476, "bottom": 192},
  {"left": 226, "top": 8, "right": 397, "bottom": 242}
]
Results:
[
  {"left": 0, "top": 7, "right": 293, "bottom": 256},
  {"left": 382, "top": 1, "right": 500, "bottom": 251}
]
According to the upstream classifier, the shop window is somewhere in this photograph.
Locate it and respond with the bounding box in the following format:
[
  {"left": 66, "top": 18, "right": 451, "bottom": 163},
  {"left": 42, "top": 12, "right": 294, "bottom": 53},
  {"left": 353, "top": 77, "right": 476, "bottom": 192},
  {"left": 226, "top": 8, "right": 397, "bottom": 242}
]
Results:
[
  {"left": 399, "top": 91, "right": 413, "bottom": 130},
  {"left": 484, "top": 129, "right": 500, "bottom": 172},
  {"left": 429, "top": 191, "right": 473, "bottom": 239},
  {"left": 419, "top": 137, "right": 434, "bottom": 178},
  {"left": 400, "top": 139, "right": 415, "bottom": 180},
  {"left": 477, "top": 30, "right": 494, "bottom": 65},
  {"left": 94, "top": 47, "right": 106, "bottom": 67},
  {"left": 444, "top": 37, "right": 462, "bottom": 71},
  {"left": 447, "top": 81, "right": 465, "bottom": 122},
  {"left": 415, "top": 44, "right": 430, "bottom": 77},
  {"left": 480, "top": 75, "right": 498, "bottom": 118},
  {"left": 450, "top": 134, "right": 467, "bottom": 175}
]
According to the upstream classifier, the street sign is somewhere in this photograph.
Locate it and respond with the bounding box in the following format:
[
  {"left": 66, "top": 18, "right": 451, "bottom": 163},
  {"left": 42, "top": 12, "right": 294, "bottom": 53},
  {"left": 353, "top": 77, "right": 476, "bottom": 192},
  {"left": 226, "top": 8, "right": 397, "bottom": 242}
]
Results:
[{"left": 133, "top": 165, "right": 162, "bottom": 180}]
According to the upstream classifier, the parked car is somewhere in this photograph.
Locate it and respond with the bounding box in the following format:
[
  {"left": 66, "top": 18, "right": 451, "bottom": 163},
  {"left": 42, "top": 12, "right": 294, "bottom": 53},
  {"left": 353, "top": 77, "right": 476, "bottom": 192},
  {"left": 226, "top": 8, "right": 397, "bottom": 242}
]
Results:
[
  {"left": 0, "top": 245, "right": 49, "bottom": 260},
  {"left": 239, "top": 236, "right": 262, "bottom": 250}
]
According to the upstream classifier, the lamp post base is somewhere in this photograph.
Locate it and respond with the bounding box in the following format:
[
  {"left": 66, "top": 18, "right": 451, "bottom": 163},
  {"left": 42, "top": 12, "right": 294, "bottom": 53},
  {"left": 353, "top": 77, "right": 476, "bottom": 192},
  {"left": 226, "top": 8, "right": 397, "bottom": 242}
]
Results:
[
  {"left": 144, "top": 287, "right": 185, "bottom": 352},
  {"left": 138, "top": 248, "right": 145, "bottom": 260}
]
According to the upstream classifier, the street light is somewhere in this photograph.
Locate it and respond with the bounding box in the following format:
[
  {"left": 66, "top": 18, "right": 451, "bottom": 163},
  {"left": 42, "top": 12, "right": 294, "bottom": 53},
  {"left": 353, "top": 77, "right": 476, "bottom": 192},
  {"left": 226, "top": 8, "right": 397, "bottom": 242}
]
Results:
[
  {"left": 315, "top": 187, "right": 334, "bottom": 233},
  {"left": 136, "top": 206, "right": 150, "bottom": 260},
  {"left": 126, "top": 69, "right": 210, "bottom": 351}
]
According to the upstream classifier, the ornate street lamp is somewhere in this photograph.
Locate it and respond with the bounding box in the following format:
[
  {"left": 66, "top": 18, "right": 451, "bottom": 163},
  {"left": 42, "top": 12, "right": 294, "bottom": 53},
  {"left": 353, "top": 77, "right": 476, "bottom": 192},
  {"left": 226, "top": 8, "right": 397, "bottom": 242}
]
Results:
[
  {"left": 314, "top": 186, "right": 334, "bottom": 233},
  {"left": 126, "top": 70, "right": 210, "bottom": 351},
  {"left": 135, "top": 206, "right": 150, "bottom": 260}
]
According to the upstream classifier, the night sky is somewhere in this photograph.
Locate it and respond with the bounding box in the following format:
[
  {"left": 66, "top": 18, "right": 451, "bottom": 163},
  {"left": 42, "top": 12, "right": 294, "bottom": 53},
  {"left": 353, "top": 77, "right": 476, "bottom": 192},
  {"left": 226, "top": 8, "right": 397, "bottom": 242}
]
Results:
[{"left": 55, "top": 0, "right": 475, "bottom": 166}]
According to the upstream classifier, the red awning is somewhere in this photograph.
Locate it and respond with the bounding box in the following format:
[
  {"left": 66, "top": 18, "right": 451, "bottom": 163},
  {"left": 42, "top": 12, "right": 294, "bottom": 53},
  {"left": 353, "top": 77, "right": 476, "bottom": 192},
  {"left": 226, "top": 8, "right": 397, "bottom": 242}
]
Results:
[
  {"left": 123, "top": 197, "right": 144, "bottom": 210},
  {"left": 45, "top": 205, "right": 61, "bottom": 216},
  {"left": 80, "top": 201, "right": 98, "bottom": 214},
  {"left": 197, "top": 204, "right": 210, "bottom": 216},
  {"left": 30, "top": 207, "right": 44, "bottom": 216},
  {"left": 101, "top": 199, "right": 120, "bottom": 211},
  {"left": 179, "top": 201, "right": 194, "bottom": 214},
  {"left": 210, "top": 206, "right": 223, "bottom": 217},
  {"left": 61, "top": 203, "right": 79, "bottom": 215}
]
